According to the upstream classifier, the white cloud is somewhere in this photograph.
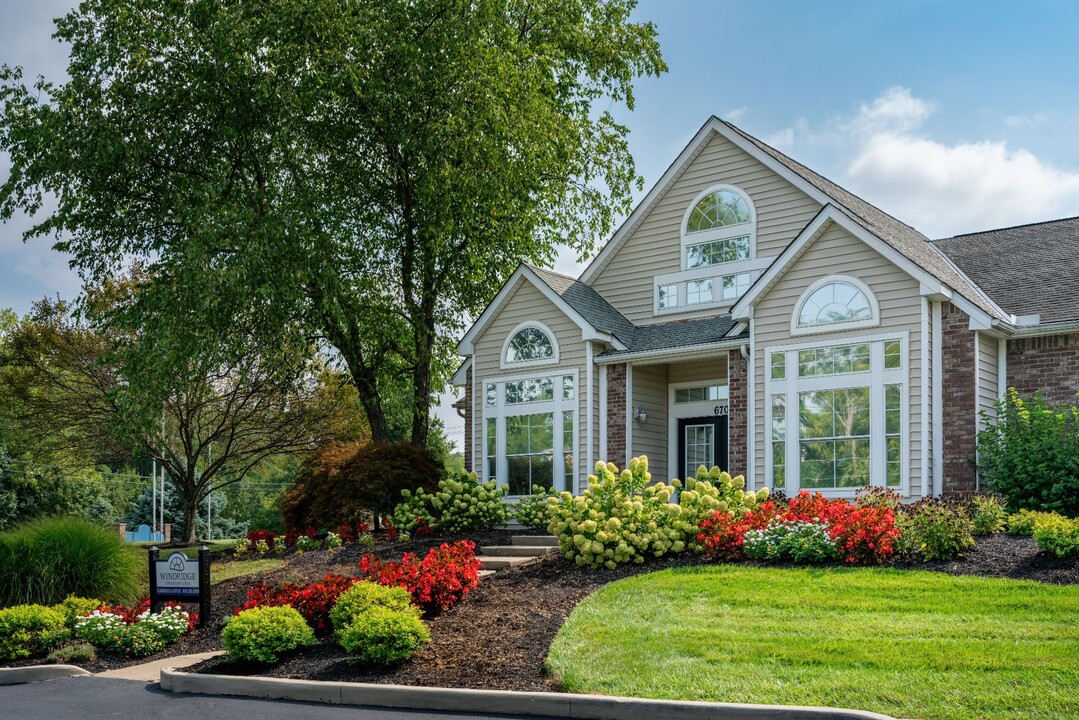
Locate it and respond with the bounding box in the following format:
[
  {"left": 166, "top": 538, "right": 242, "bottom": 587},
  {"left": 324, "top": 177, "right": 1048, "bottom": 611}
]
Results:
[
  {"left": 1004, "top": 113, "right": 1048, "bottom": 128},
  {"left": 834, "top": 88, "right": 1079, "bottom": 237},
  {"left": 763, "top": 127, "right": 795, "bottom": 152},
  {"left": 723, "top": 106, "right": 748, "bottom": 123}
]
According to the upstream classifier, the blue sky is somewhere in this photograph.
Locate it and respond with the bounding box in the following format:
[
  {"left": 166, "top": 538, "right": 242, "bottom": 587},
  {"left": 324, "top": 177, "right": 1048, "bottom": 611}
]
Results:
[{"left": 3, "top": 0, "right": 1079, "bottom": 450}]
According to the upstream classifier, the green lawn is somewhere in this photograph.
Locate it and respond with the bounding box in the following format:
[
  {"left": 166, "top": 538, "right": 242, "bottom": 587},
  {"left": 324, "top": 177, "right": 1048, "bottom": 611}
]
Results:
[
  {"left": 210, "top": 558, "right": 284, "bottom": 585},
  {"left": 546, "top": 566, "right": 1079, "bottom": 720}
]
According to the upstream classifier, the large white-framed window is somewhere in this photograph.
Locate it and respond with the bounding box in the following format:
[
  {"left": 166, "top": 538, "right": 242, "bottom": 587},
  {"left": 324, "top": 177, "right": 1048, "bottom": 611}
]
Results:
[
  {"left": 791, "top": 275, "right": 880, "bottom": 336},
  {"left": 653, "top": 185, "right": 768, "bottom": 315},
  {"left": 482, "top": 368, "right": 577, "bottom": 496},
  {"left": 765, "top": 332, "right": 908, "bottom": 496},
  {"left": 500, "top": 321, "right": 559, "bottom": 369}
]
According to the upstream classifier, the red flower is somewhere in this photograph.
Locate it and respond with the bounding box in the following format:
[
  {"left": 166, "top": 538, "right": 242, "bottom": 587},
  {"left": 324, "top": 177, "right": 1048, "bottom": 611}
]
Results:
[{"left": 358, "top": 540, "right": 480, "bottom": 615}]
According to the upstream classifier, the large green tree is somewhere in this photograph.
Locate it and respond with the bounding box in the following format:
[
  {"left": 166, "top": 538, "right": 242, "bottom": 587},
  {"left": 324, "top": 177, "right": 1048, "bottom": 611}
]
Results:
[{"left": 0, "top": 0, "right": 665, "bottom": 448}]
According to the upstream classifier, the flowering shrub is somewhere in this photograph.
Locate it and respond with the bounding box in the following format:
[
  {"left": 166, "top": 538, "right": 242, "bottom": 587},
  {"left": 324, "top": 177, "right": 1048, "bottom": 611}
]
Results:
[
  {"left": 359, "top": 540, "right": 481, "bottom": 615},
  {"left": 237, "top": 573, "right": 357, "bottom": 634},
  {"left": 1007, "top": 508, "right": 1059, "bottom": 536},
  {"left": 54, "top": 595, "right": 104, "bottom": 630},
  {"left": 247, "top": 529, "right": 278, "bottom": 552},
  {"left": 337, "top": 523, "right": 369, "bottom": 543},
  {"left": 743, "top": 519, "right": 839, "bottom": 563},
  {"left": 75, "top": 602, "right": 193, "bottom": 657},
  {"left": 295, "top": 535, "right": 320, "bottom": 554},
  {"left": 0, "top": 604, "right": 69, "bottom": 661},
  {"left": 699, "top": 491, "right": 899, "bottom": 565},
  {"left": 513, "top": 486, "right": 560, "bottom": 529},
  {"left": 222, "top": 606, "right": 316, "bottom": 663},
  {"left": 324, "top": 532, "right": 342, "bottom": 552},
  {"left": 284, "top": 526, "right": 318, "bottom": 549},
  {"left": 390, "top": 472, "right": 508, "bottom": 535},
  {"left": 547, "top": 457, "right": 768, "bottom": 569}
]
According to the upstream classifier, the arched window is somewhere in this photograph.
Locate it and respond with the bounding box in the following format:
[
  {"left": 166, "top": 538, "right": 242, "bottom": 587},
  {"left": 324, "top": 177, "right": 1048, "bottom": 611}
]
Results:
[
  {"left": 502, "top": 323, "right": 558, "bottom": 367},
  {"left": 681, "top": 186, "right": 755, "bottom": 269},
  {"left": 792, "top": 276, "right": 879, "bottom": 334}
]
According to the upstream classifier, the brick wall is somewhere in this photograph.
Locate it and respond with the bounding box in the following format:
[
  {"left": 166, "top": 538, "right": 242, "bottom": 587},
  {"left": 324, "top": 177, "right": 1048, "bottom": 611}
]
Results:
[
  {"left": 606, "top": 363, "right": 627, "bottom": 467},
  {"left": 462, "top": 367, "right": 472, "bottom": 472},
  {"left": 940, "top": 303, "right": 977, "bottom": 496},
  {"left": 1006, "top": 333, "right": 1079, "bottom": 406},
  {"left": 727, "top": 349, "right": 748, "bottom": 478}
]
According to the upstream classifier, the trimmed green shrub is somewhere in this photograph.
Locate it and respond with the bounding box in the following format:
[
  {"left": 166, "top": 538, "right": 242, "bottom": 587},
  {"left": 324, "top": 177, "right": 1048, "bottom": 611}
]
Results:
[
  {"left": 1007, "top": 509, "right": 1059, "bottom": 536},
  {"left": 511, "top": 487, "right": 559, "bottom": 529},
  {"left": 390, "top": 472, "right": 508, "bottom": 534},
  {"left": 0, "top": 516, "right": 141, "bottom": 606},
  {"left": 0, "top": 604, "right": 69, "bottom": 661},
  {"left": 970, "top": 494, "right": 1008, "bottom": 536},
  {"left": 977, "top": 389, "right": 1079, "bottom": 515},
  {"left": 547, "top": 456, "right": 767, "bottom": 569},
  {"left": 54, "top": 596, "right": 104, "bottom": 631},
  {"left": 896, "top": 500, "right": 974, "bottom": 561},
  {"left": 1032, "top": 514, "right": 1079, "bottom": 558},
  {"left": 329, "top": 581, "right": 414, "bottom": 632},
  {"left": 336, "top": 605, "right": 429, "bottom": 665},
  {"left": 281, "top": 442, "right": 443, "bottom": 530},
  {"left": 46, "top": 641, "right": 95, "bottom": 664},
  {"left": 222, "top": 606, "right": 316, "bottom": 663}
]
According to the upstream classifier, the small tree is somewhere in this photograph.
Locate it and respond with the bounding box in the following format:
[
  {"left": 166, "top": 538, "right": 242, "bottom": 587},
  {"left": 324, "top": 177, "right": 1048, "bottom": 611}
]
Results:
[{"left": 977, "top": 388, "right": 1079, "bottom": 516}]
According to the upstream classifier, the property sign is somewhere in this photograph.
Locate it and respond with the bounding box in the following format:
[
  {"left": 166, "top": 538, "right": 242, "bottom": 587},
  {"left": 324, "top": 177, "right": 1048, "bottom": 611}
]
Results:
[{"left": 148, "top": 546, "right": 211, "bottom": 627}]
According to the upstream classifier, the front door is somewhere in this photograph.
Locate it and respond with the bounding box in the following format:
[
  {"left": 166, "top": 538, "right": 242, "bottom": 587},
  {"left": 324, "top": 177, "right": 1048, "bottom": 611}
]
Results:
[{"left": 677, "top": 416, "right": 729, "bottom": 480}]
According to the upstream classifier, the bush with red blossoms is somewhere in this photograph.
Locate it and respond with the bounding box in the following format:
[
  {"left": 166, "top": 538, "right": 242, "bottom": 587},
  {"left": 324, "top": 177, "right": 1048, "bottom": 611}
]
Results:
[
  {"left": 359, "top": 540, "right": 481, "bottom": 615},
  {"left": 697, "top": 491, "right": 900, "bottom": 565},
  {"left": 246, "top": 529, "right": 279, "bottom": 551},
  {"left": 236, "top": 573, "right": 357, "bottom": 633},
  {"left": 283, "top": 526, "right": 319, "bottom": 548}
]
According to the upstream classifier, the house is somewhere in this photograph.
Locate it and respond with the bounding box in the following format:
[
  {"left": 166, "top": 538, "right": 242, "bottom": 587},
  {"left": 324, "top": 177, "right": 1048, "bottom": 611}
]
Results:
[{"left": 452, "top": 117, "right": 1079, "bottom": 499}]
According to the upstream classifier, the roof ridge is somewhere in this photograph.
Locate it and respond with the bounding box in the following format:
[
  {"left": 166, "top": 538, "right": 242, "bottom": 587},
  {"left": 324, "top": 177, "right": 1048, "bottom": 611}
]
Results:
[
  {"left": 718, "top": 119, "right": 930, "bottom": 242},
  {"left": 523, "top": 262, "right": 578, "bottom": 281},
  {"left": 932, "top": 214, "right": 1079, "bottom": 242}
]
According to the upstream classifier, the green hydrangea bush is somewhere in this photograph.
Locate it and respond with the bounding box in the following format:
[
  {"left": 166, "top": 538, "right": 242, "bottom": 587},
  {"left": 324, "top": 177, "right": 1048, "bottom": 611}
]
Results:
[
  {"left": 0, "top": 604, "right": 69, "bottom": 661},
  {"left": 546, "top": 456, "right": 767, "bottom": 569},
  {"left": 221, "top": 606, "right": 316, "bottom": 663},
  {"left": 390, "top": 471, "right": 508, "bottom": 535},
  {"left": 512, "top": 486, "right": 560, "bottom": 529}
]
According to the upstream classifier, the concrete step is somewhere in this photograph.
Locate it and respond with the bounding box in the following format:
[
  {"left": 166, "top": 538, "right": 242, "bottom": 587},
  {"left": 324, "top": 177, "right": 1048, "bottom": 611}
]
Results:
[
  {"left": 475, "top": 555, "right": 535, "bottom": 570},
  {"left": 511, "top": 535, "right": 559, "bottom": 547},
  {"left": 480, "top": 545, "right": 558, "bottom": 557},
  {"left": 478, "top": 569, "right": 496, "bottom": 578}
]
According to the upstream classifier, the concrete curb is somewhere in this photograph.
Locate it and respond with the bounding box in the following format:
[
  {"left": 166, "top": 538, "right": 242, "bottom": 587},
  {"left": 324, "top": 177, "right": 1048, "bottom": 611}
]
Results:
[
  {"left": 0, "top": 665, "right": 92, "bottom": 685},
  {"left": 160, "top": 669, "right": 898, "bottom": 720}
]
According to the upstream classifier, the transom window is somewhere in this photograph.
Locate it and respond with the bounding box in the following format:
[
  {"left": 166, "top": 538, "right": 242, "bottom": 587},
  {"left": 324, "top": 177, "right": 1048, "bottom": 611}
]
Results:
[
  {"left": 504, "top": 324, "right": 556, "bottom": 365},
  {"left": 767, "top": 336, "right": 906, "bottom": 494},
  {"left": 686, "top": 189, "right": 751, "bottom": 235},
  {"left": 793, "top": 276, "right": 879, "bottom": 335},
  {"left": 675, "top": 385, "right": 729, "bottom": 403}
]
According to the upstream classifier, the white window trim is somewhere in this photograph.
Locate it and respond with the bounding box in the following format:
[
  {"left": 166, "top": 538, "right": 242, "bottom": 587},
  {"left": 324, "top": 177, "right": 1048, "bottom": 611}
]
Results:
[
  {"left": 764, "top": 332, "right": 909, "bottom": 498},
  {"left": 790, "top": 275, "right": 881, "bottom": 336},
  {"left": 652, "top": 257, "right": 773, "bottom": 316},
  {"left": 666, "top": 377, "right": 731, "bottom": 481},
  {"left": 679, "top": 184, "right": 758, "bottom": 267},
  {"left": 500, "top": 320, "right": 560, "bottom": 370},
  {"left": 481, "top": 368, "right": 579, "bottom": 498}
]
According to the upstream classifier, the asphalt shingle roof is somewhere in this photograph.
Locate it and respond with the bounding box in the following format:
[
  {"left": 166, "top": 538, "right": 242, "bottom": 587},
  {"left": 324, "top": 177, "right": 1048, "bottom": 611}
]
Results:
[
  {"left": 526, "top": 265, "right": 744, "bottom": 357},
  {"left": 931, "top": 217, "right": 1079, "bottom": 324},
  {"left": 722, "top": 120, "right": 1009, "bottom": 321}
]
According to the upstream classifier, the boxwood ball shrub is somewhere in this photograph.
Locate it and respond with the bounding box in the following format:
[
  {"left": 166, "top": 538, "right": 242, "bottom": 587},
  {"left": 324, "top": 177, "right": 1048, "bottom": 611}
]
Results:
[
  {"left": 0, "top": 604, "right": 69, "bottom": 661},
  {"left": 390, "top": 472, "right": 508, "bottom": 534},
  {"left": 222, "top": 606, "right": 317, "bottom": 663},
  {"left": 546, "top": 456, "right": 767, "bottom": 569},
  {"left": 0, "top": 516, "right": 141, "bottom": 606},
  {"left": 336, "top": 605, "right": 429, "bottom": 665},
  {"left": 329, "top": 581, "right": 415, "bottom": 632}
]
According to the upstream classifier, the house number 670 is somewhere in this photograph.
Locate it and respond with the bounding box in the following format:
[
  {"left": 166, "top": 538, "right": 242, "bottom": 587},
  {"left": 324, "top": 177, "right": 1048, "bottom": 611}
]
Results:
[{"left": 714, "top": 404, "right": 729, "bottom": 416}]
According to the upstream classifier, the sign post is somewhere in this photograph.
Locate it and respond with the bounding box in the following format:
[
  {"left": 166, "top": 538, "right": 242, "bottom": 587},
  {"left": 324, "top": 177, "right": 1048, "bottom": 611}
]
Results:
[{"left": 148, "top": 546, "right": 211, "bottom": 628}]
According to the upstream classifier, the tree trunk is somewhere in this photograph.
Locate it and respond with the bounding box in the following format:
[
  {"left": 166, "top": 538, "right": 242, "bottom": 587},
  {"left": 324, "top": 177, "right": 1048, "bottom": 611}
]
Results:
[{"left": 181, "top": 495, "right": 198, "bottom": 543}]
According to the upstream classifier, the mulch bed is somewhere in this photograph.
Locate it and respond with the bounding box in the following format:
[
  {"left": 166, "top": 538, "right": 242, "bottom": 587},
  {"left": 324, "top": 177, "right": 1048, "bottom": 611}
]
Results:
[{"left": 6, "top": 531, "right": 1076, "bottom": 686}]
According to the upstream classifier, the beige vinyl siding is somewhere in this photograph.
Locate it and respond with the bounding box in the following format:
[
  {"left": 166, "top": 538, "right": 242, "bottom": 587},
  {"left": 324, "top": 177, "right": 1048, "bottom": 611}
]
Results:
[
  {"left": 976, "top": 332, "right": 1000, "bottom": 431},
  {"left": 926, "top": 303, "right": 935, "bottom": 490},
  {"left": 752, "top": 222, "right": 926, "bottom": 496},
  {"left": 470, "top": 279, "right": 592, "bottom": 487},
  {"left": 669, "top": 358, "right": 728, "bottom": 385},
  {"left": 588, "top": 131, "right": 822, "bottom": 324},
  {"left": 630, "top": 364, "right": 668, "bottom": 480}
]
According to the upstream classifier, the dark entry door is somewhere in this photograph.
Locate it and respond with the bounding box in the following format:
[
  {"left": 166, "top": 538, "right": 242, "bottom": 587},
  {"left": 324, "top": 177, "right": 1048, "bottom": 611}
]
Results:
[{"left": 677, "top": 416, "right": 729, "bottom": 480}]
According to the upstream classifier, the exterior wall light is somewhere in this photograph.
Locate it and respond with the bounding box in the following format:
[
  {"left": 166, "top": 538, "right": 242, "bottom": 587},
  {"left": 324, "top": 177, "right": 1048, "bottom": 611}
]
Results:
[{"left": 633, "top": 406, "right": 648, "bottom": 423}]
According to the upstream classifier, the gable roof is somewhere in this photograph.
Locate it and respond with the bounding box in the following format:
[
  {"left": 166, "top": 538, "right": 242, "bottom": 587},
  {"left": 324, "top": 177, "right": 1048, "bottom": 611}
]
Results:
[
  {"left": 932, "top": 217, "right": 1079, "bottom": 325},
  {"left": 580, "top": 116, "right": 1011, "bottom": 323},
  {"left": 526, "top": 265, "right": 638, "bottom": 345}
]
